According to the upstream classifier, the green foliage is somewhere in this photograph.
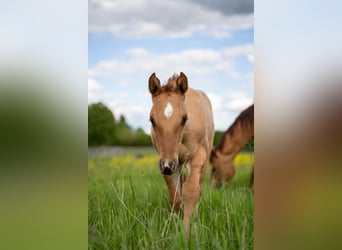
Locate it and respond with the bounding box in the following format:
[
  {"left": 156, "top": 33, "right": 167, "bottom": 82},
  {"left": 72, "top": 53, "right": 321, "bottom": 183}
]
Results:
[
  {"left": 88, "top": 149, "right": 254, "bottom": 249},
  {"left": 114, "top": 115, "right": 134, "bottom": 145},
  {"left": 88, "top": 103, "right": 116, "bottom": 146},
  {"left": 132, "top": 128, "right": 152, "bottom": 146},
  {"left": 88, "top": 102, "right": 152, "bottom": 146},
  {"left": 246, "top": 137, "right": 254, "bottom": 151},
  {"left": 213, "top": 130, "right": 224, "bottom": 145}
]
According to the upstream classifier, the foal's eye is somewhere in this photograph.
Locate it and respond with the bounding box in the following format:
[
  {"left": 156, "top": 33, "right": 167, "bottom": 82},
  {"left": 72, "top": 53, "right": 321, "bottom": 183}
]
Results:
[
  {"left": 149, "top": 116, "right": 155, "bottom": 126},
  {"left": 181, "top": 114, "right": 188, "bottom": 126}
]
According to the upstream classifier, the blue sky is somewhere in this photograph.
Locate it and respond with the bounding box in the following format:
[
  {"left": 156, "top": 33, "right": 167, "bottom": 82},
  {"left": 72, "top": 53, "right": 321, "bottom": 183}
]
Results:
[{"left": 88, "top": 0, "right": 254, "bottom": 133}]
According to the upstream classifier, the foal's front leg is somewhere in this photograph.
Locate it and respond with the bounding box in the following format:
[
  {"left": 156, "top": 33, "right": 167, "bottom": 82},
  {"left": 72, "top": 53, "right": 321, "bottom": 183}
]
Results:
[
  {"left": 182, "top": 147, "right": 207, "bottom": 240},
  {"left": 163, "top": 169, "right": 183, "bottom": 212}
]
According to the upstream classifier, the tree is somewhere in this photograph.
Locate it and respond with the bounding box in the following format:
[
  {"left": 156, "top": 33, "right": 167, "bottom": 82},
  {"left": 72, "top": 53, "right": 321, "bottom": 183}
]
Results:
[
  {"left": 88, "top": 103, "right": 116, "bottom": 146},
  {"left": 132, "top": 128, "right": 152, "bottom": 146},
  {"left": 119, "top": 115, "right": 126, "bottom": 125}
]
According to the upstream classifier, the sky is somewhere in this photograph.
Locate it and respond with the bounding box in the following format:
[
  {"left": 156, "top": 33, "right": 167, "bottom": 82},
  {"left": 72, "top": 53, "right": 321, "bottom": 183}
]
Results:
[{"left": 88, "top": 0, "right": 254, "bottom": 133}]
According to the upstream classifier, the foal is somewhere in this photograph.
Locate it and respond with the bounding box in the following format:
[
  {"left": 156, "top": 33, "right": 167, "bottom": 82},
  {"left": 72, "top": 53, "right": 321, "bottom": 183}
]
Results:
[
  {"left": 148, "top": 72, "right": 214, "bottom": 240},
  {"left": 210, "top": 104, "right": 254, "bottom": 187}
]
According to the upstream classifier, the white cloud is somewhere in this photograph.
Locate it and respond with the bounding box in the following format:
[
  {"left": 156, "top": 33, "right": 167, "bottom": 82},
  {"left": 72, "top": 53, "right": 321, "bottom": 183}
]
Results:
[
  {"left": 88, "top": 45, "right": 253, "bottom": 81},
  {"left": 88, "top": 44, "right": 254, "bottom": 131},
  {"left": 226, "top": 91, "right": 253, "bottom": 111},
  {"left": 223, "top": 44, "right": 253, "bottom": 57},
  {"left": 89, "top": 0, "right": 253, "bottom": 39},
  {"left": 88, "top": 0, "right": 254, "bottom": 134},
  {"left": 244, "top": 72, "right": 254, "bottom": 92},
  {"left": 223, "top": 44, "right": 254, "bottom": 65},
  {"left": 247, "top": 54, "right": 254, "bottom": 63},
  {"left": 88, "top": 48, "right": 220, "bottom": 79},
  {"left": 207, "top": 92, "right": 223, "bottom": 111},
  {"left": 88, "top": 78, "right": 102, "bottom": 103},
  {"left": 207, "top": 91, "right": 253, "bottom": 131}
]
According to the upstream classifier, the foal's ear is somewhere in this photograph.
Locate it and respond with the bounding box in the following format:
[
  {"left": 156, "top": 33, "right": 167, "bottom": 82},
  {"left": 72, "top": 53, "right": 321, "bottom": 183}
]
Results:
[
  {"left": 176, "top": 72, "right": 188, "bottom": 95},
  {"left": 148, "top": 73, "right": 161, "bottom": 95}
]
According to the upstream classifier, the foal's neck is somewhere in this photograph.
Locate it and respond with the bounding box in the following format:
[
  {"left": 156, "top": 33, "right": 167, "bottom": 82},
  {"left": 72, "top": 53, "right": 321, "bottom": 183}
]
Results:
[{"left": 221, "top": 124, "right": 253, "bottom": 157}]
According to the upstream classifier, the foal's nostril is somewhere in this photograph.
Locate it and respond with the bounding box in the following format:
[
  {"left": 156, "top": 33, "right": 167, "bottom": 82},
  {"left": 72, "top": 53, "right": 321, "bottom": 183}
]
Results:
[{"left": 163, "top": 167, "right": 172, "bottom": 175}]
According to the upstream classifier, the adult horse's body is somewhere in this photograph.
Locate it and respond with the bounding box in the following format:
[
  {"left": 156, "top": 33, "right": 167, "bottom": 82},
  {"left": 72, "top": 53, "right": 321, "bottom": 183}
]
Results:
[
  {"left": 210, "top": 104, "right": 254, "bottom": 187},
  {"left": 148, "top": 72, "right": 214, "bottom": 240}
]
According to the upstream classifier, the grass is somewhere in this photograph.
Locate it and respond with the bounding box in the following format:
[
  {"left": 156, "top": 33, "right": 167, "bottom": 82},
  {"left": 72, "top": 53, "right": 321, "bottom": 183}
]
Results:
[{"left": 88, "top": 148, "right": 254, "bottom": 249}]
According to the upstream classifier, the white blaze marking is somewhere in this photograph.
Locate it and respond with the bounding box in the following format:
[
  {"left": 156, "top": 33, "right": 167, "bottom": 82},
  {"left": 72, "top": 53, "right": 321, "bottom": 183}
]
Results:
[{"left": 164, "top": 102, "right": 173, "bottom": 119}]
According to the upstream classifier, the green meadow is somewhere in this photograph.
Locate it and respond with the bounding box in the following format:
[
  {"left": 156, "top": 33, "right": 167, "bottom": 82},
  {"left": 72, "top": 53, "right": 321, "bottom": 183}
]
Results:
[{"left": 88, "top": 148, "right": 254, "bottom": 249}]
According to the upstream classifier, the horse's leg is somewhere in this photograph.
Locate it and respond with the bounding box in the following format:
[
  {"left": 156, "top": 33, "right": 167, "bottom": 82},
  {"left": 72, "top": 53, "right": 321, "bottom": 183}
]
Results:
[
  {"left": 249, "top": 166, "right": 254, "bottom": 188},
  {"left": 163, "top": 169, "right": 183, "bottom": 212},
  {"left": 182, "top": 147, "right": 207, "bottom": 241}
]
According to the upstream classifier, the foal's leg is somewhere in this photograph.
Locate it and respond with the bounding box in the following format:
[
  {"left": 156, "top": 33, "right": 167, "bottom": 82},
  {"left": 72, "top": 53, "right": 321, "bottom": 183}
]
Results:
[
  {"left": 163, "top": 169, "right": 183, "bottom": 212},
  {"left": 249, "top": 166, "right": 254, "bottom": 188},
  {"left": 182, "top": 147, "right": 207, "bottom": 240}
]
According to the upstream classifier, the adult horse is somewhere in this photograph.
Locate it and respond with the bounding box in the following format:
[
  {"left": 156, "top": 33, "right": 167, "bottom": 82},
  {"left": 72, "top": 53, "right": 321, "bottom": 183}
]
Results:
[
  {"left": 148, "top": 72, "right": 214, "bottom": 240},
  {"left": 210, "top": 104, "right": 254, "bottom": 188}
]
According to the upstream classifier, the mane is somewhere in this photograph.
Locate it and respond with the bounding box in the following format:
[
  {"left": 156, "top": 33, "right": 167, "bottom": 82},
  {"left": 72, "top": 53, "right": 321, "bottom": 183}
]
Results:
[
  {"left": 158, "top": 74, "right": 180, "bottom": 94},
  {"left": 216, "top": 104, "right": 254, "bottom": 152}
]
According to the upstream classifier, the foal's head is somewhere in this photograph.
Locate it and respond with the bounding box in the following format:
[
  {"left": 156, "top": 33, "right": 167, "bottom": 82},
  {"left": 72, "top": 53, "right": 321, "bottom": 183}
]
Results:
[
  {"left": 209, "top": 149, "right": 236, "bottom": 187},
  {"left": 148, "top": 72, "right": 189, "bottom": 175}
]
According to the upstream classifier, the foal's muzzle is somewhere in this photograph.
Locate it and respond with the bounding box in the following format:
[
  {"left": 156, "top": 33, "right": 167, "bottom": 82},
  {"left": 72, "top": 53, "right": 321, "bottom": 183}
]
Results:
[{"left": 158, "top": 159, "right": 178, "bottom": 175}]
